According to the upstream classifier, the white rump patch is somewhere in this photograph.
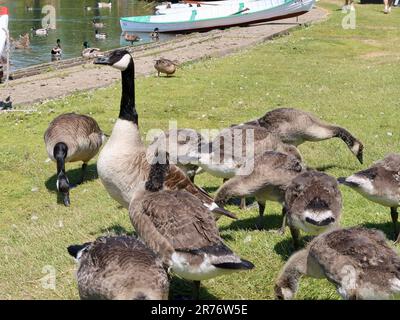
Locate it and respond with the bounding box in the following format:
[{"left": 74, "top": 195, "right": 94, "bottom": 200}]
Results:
[
  {"left": 112, "top": 54, "right": 131, "bottom": 71},
  {"left": 171, "top": 252, "right": 235, "bottom": 281},
  {"left": 204, "top": 202, "right": 219, "bottom": 211},
  {"left": 390, "top": 278, "right": 400, "bottom": 293},
  {"left": 281, "top": 287, "right": 294, "bottom": 300}
]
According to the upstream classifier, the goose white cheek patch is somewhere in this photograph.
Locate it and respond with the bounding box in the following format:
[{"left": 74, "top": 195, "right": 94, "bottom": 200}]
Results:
[{"left": 112, "top": 54, "right": 131, "bottom": 71}]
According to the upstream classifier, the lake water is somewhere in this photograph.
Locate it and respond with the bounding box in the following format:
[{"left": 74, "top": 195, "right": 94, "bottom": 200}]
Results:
[{"left": 1, "top": 0, "right": 173, "bottom": 71}]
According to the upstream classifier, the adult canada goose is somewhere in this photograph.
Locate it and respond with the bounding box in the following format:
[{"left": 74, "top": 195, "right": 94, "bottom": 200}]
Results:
[
  {"left": 12, "top": 33, "right": 30, "bottom": 49},
  {"left": 51, "top": 39, "right": 62, "bottom": 57},
  {"left": 193, "top": 125, "right": 302, "bottom": 181},
  {"left": 154, "top": 58, "right": 178, "bottom": 77},
  {"left": 285, "top": 170, "right": 342, "bottom": 249},
  {"left": 44, "top": 113, "right": 106, "bottom": 206},
  {"left": 93, "top": 49, "right": 236, "bottom": 220},
  {"left": 214, "top": 151, "right": 305, "bottom": 229},
  {"left": 242, "top": 108, "right": 364, "bottom": 164},
  {"left": 67, "top": 235, "right": 169, "bottom": 300},
  {"left": 95, "top": 30, "right": 107, "bottom": 40},
  {"left": 148, "top": 128, "right": 207, "bottom": 182},
  {"left": 82, "top": 41, "right": 102, "bottom": 59},
  {"left": 151, "top": 28, "right": 160, "bottom": 40},
  {"left": 129, "top": 153, "right": 254, "bottom": 299},
  {"left": 98, "top": 1, "right": 112, "bottom": 8},
  {"left": 274, "top": 227, "right": 400, "bottom": 300},
  {"left": 123, "top": 32, "right": 140, "bottom": 44},
  {"left": 92, "top": 19, "right": 104, "bottom": 29},
  {"left": 338, "top": 153, "right": 400, "bottom": 242}
]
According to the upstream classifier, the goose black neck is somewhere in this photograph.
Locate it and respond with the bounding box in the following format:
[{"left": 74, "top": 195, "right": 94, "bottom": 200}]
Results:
[
  {"left": 54, "top": 142, "right": 68, "bottom": 174},
  {"left": 119, "top": 59, "right": 138, "bottom": 124}
]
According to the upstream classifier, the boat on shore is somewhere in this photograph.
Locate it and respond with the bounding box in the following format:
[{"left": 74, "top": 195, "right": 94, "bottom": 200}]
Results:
[
  {"left": 0, "top": 7, "right": 9, "bottom": 58},
  {"left": 121, "top": 0, "right": 314, "bottom": 33},
  {"left": 156, "top": 0, "right": 255, "bottom": 13}
]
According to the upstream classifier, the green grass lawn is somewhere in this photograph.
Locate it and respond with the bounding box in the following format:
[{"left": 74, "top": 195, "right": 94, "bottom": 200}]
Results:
[{"left": 1, "top": 0, "right": 399, "bottom": 299}]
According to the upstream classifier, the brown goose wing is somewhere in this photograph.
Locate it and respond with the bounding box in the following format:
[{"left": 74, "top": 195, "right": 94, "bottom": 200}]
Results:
[
  {"left": 133, "top": 190, "right": 221, "bottom": 252},
  {"left": 164, "top": 164, "right": 237, "bottom": 219}
]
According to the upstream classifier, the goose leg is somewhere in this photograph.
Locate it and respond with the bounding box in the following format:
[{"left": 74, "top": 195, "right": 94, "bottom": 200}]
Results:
[
  {"left": 256, "top": 201, "right": 265, "bottom": 229},
  {"left": 395, "top": 232, "right": 400, "bottom": 245},
  {"left": 192, "top": 281, "right": 201, "bottom": 300},
  {"left": 290, "top": 226, "right": 301, "bottom": 250},
  {"left": 390, "top": 207, "right": 399, "bottom": 240},
  {"left": 79, "top": 162, "right": 88, "bottom": 185},
  {"left": 277, "top": 207, "right": 287, "bottom": 235},
  {"left": 240, "top": 197, "right": 247, "bottom": 210},
  {"left": 268, "top": 207, "right": 287, "bottom": 235},
  {"left": 157, "top": 71, "right": 160, "bottom": 77}
]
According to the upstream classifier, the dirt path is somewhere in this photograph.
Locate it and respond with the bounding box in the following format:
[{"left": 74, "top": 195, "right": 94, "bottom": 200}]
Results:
[{"left": 0, "top": 7, "right": 328, "bottom": 108}]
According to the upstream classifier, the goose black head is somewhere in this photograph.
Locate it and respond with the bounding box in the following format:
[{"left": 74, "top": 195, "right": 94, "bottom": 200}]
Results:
[
  {"left": 83, "top": 41, "right": 89, "bottom": 48},
  {"left": 94, "top": 49, "right": 132, "bottom": 71},
  {"left": 57, "top": 172, "right": 70, "bottom": 207}
]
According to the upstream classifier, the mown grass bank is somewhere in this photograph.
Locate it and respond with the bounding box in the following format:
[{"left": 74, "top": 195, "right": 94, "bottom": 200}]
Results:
[{"left": 0, "top": 0, "right": 399, "bottom": 299}]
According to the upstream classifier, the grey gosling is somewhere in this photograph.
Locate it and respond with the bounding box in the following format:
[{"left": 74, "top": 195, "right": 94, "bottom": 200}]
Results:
[
  {"left": 148, "top": 128, "right": 208, "bottom": 182},
  {"left": 214, "top": 151, "right": 305, "bottom": 230},
  {"left": 68, "top": 236, "right": 169, "bottom": 300},
  {"left": 275, "top": 227, "right": 400, "bottom": 300},
  {"left": 242, "top": 107, "right": 364, "bottom": 164},
  {"left": 285, "top": 170, "right": 342, "bottom": 249},
  {"left": 338, "top": 153, "right": 400, "bottom": 242}
]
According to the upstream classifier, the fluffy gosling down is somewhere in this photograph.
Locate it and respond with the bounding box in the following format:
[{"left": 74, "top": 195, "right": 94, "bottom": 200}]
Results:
[
  {"left": 275, "top": 227, "right": 400, "bottom": 300},
  {"left": 214, "top": 151, "right": 305, "bottom": 230},
  {"left": 338, "top": 153, "right": 400, "bottom": 242},
  {"left": 285, "top": 170, "right": 342, "bottom": 249},
  {"left": 242, "top": 107, "right": 364, "bottom": 164},
  {"left": 68, "top": 236, "right": 169, "bottom": 300}
]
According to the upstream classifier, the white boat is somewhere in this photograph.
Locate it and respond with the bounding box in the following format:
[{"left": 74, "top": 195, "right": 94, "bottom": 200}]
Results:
[
  {"left": 0, "top": 7, "right": 9, "bottom": 57},
  {"left": 156, "top": 0, "right": 259, "bottom": 15},
  {"left": 156, "top": 0, "right": 252, "bottom": 12},
  {"left": 121, "top": 0, "right": 314, "bottom": 33}
]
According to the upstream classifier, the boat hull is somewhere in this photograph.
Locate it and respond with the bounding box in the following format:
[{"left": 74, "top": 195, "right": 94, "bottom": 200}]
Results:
[{"left": 121, "top": 0, "right": 314, "bottom": 33}]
